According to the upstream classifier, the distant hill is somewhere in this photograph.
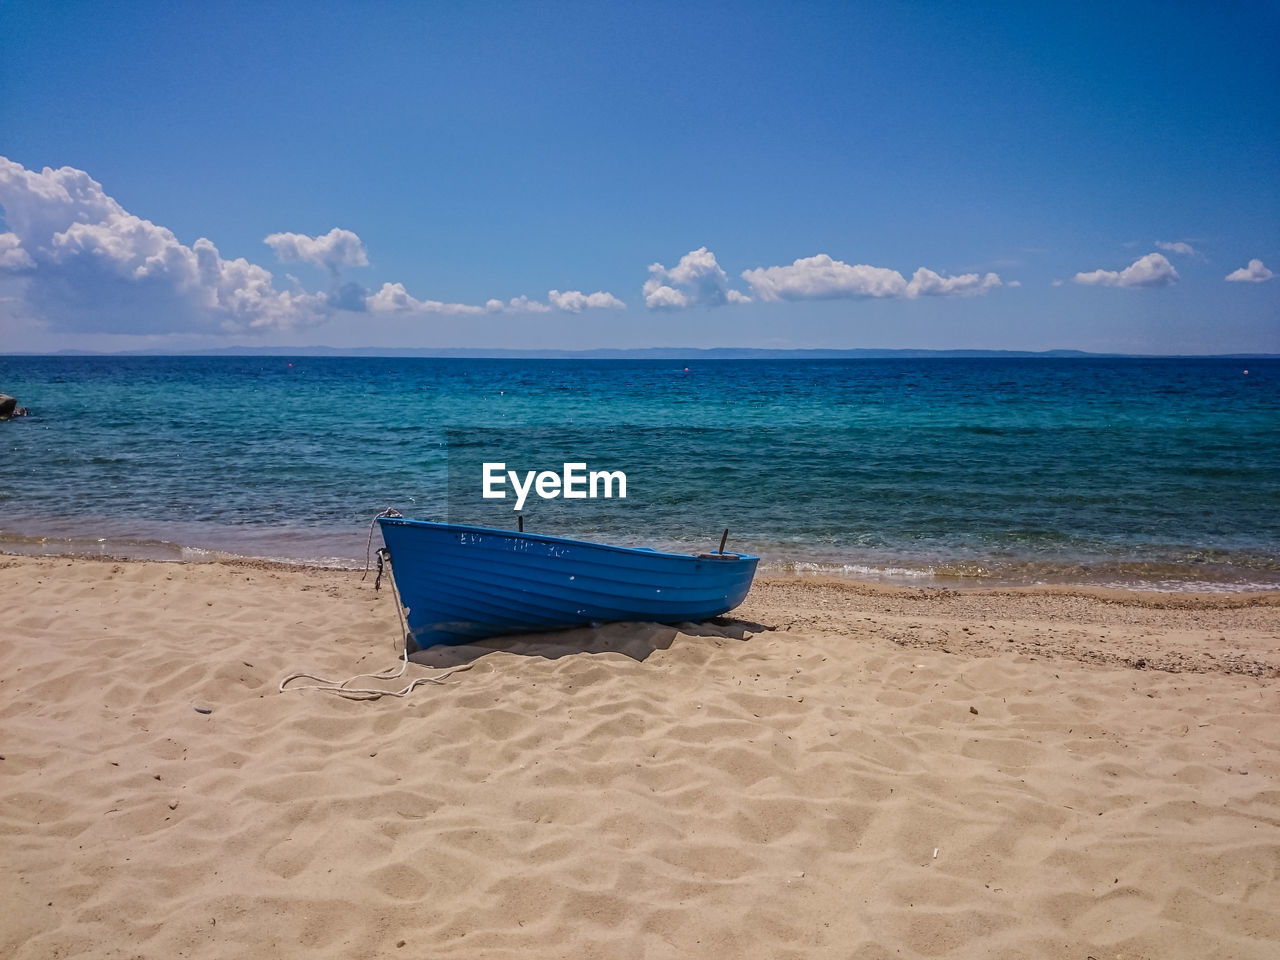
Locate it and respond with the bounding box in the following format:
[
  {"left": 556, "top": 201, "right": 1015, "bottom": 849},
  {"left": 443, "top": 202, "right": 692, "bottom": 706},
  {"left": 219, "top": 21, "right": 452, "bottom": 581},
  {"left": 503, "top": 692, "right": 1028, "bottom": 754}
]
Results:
[{"left": 13, "top": 346, "right": 1279, "bottom": 359}]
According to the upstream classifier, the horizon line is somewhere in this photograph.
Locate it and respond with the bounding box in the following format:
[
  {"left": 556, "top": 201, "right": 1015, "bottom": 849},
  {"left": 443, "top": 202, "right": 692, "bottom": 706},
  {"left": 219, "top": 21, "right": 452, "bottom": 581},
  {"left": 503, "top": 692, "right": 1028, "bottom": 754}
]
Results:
[{"left": 5, "top": 346, "right": 1278, "bottom": 361}]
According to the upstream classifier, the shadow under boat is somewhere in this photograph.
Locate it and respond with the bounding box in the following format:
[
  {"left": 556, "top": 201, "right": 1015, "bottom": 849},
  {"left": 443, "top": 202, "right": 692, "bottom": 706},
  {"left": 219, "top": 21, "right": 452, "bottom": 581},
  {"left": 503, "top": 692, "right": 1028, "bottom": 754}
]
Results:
[{"left": 406, "top": 615, "right": 770, "bottom": 668}]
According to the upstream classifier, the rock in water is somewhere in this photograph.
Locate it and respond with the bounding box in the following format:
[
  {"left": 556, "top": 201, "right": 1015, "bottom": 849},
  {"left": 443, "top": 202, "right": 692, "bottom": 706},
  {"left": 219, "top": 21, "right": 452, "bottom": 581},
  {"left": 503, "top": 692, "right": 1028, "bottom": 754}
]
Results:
[{"left": 0, "top": 394, "right": 29, "bottom": 420}]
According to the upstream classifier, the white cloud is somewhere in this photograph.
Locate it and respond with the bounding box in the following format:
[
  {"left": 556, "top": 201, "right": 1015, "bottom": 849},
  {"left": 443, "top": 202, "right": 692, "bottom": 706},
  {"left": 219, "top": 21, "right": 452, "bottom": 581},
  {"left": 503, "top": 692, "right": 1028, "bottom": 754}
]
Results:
[
  {"left": 1224, "top": 258, "right": 1275, "bottom": 283},
  {"left": 488, "top": 295, "right": 552, "bottom": 313},
  {"left": 1073, "top": 252, "right": 1179, "bottom": 288},
  {"left": 644, "top": 247, "right": 749, "bottom": 310},
  {"left": 905, "top": 267, "right": 1002, "bottom": 297},
  {"left": 264, "top": 227, "right": 369, "bottom": 276},
  {"left": 740, "top": 253, "right": 1002, "bottom": 301},
  {"left": 742, "top": 254, "right": 905, "bottom": 301},
  {"left": 1156, "top": 240, "right": 1198, "bottom": 257},
  {"left": 0, "top": 156, "right": 628, "bottom": 334},
  {"left": 644, "top": 284, "right": 690, "bottom": 309},
  {"left": 548, "top": 289, "right": 626, "bottom": 313},
  {"left": 0, "top": 156, "right": 327, "bottom": 333},
  {"left": 369, "top": 285, "right": 627, "bottom": 316},
  {"left": 0, "top": 231, "right": 34, "bottom": 270},
  {"left": 366, "top": 281, "right": 485, "bottom": 315}
]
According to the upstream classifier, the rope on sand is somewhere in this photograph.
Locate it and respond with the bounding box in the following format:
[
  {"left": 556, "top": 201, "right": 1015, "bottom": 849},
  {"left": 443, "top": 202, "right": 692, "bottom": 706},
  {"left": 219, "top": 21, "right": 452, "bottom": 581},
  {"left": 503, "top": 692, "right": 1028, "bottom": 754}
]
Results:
[
  {"left": 281, "top": 513, "right": 473, "bottom": 700},
  {"left": 279, "top": 658, "right": 474, "bottom": 700}
]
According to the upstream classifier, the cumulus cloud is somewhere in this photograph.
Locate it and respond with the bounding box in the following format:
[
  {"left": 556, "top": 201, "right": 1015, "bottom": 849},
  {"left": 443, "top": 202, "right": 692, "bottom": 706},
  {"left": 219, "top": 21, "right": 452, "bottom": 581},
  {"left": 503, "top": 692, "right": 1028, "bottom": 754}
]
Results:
[
  {"left": 905, "top": 267, "right": 1002, "bottom": 297},
  {"left": 0, "top": 156, "right": 629, "bottom": 335},
  {"left": 644, "top": 247, "right": 750, "bottom": 310},
  {"left": 0, "top": 231, "right": 34, "bottom": 270},
  {"left": 1155, "top": 240, "right": 1198, "bottom": 257},
  {"left": 486, "top": 295, "right": 551, "bottom": 313},
  {"left": 740, "top": 253, "right": 1002, "bottom": 301},
  {"left": 0, "top": 156, "right": 328, "bottom": 333},
  {"left": 326, "top": 281, "right": 371, "bottom": 312},
  {"left": 366, "top": 282, "right": 485, "bottom": 315},
  {"left": 1073, "top": 252, "right": 1179, "bottom": 288},
  {"left": 1224, "top": 258, "right": 1275, "bottom": 283},
  {"left": 743, "top": 255, "right": 905, "bottom": 300},
  {"left": 264, "top": 227, "right": 369, "bottom": 276},
  {"left": 643, "top": 283, "right": 689, "bottom": 310},
  {"left": 367, "top": 284, "right": 627, "bottom": 316},
  {"left": 548, "top": 289, "right": 626, "bottom": 313},
  {"left": 369, "top": 285, "right": 626, "bottom": 316},
  {"left": 262, "top": 234, "right": 628, "bottom": 318}
]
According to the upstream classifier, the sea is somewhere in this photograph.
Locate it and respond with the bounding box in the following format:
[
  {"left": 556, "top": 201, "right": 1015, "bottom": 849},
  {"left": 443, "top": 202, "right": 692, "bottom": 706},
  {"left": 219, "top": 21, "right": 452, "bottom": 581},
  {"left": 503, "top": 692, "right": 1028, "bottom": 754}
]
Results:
[{"left": 2, "top": 355, "right": 1277, "bottom": 592}]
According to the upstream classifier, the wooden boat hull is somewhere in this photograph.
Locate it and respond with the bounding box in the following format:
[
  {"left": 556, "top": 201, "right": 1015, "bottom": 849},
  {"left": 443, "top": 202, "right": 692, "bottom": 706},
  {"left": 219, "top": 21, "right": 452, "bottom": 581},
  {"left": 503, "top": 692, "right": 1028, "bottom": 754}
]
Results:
[{"left": 377, "top": 518, "right": 759, "bottom": 647}]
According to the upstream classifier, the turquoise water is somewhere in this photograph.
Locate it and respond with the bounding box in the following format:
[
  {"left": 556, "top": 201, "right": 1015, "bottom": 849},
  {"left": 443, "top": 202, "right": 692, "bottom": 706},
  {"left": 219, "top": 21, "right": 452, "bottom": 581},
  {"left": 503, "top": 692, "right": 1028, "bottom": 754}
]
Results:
[{"left": 1, "top": 355, "right": 1277, "bottom": 590}]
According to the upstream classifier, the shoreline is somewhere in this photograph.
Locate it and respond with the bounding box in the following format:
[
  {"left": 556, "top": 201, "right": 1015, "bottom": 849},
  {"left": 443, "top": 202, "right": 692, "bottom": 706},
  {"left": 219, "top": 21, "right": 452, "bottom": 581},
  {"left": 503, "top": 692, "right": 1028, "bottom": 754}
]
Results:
[
  {"left": 6, "top": 547, "right": 1280, "bottom": 603},
  {"left": 3, "top": 532, "right": 1278, "bottom": 595}
]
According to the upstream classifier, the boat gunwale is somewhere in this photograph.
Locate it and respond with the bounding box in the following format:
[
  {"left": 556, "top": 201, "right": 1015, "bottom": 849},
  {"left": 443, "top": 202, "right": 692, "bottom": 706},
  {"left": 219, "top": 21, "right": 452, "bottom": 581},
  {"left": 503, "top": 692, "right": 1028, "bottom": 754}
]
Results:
[{"left": 377, "top": 517, "right": 760, "bottom": 564}]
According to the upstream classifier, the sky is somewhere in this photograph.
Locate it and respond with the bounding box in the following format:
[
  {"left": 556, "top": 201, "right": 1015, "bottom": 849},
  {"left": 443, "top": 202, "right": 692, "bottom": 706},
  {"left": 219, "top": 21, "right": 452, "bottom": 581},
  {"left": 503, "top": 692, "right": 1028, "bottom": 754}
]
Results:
[{"left": 1, "top": 0, "right": 1277, "bottom": 354}]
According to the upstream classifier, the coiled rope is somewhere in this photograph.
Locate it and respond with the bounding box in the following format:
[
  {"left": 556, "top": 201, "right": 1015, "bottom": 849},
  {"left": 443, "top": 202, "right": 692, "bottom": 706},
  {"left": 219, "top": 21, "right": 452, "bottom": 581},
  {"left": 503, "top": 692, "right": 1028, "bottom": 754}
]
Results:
[{"left": 280, "top": 510, "right": 474, "bottom": 699}]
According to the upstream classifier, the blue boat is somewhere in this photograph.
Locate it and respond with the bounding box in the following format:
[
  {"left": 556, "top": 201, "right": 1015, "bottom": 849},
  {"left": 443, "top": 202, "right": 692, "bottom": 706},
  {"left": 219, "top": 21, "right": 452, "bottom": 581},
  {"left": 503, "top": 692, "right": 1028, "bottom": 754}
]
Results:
[{"left": 376, "top": 517, "right": 759, "bottom": 648}]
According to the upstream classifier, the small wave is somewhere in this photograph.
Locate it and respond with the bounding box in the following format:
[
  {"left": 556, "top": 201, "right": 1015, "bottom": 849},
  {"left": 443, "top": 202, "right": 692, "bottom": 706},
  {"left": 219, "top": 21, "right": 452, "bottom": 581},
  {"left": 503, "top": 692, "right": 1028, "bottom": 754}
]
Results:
[
  {"left": 0, "top": 525, "right": 364, "bottom": 569},
  {"left": 1091, "top": 578, "right": 1278, "bottom": 594},
  {"left": 932, "top": 562, "right": 998, "bottom": 578},
  {"left": 5, "top": 520, "right": 1278, "bottom": 594},
  {"left": 761, "top": 552, "right": 1280, "bottom": 593},
  {"left": 768, "top": 559, "right": 935, "bottom": 580}
]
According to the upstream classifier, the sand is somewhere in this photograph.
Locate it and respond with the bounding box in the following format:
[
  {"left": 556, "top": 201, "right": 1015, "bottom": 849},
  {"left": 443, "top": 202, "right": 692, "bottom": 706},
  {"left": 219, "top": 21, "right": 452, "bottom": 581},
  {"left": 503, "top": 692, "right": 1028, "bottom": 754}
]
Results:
[{"left": 2, "top": 555, "right": 1278, "bottom": 959}]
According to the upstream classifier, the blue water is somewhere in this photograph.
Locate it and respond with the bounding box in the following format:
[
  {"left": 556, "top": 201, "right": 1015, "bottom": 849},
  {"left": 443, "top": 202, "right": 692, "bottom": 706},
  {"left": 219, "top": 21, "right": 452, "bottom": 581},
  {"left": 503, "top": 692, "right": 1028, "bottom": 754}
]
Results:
[{"left": 2, "top": 355, "right": 1277, "bottom": 591}]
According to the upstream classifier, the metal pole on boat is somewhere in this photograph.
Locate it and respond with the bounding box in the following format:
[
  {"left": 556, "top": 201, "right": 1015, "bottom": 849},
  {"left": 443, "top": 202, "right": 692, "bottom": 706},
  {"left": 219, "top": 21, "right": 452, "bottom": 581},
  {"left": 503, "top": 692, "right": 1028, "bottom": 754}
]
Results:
[
  {"left": 518, "top": 514, "right": 524, "bottom": 533},
  {"left": 719, "top": 528, "right": 729, "bottom": 555}
]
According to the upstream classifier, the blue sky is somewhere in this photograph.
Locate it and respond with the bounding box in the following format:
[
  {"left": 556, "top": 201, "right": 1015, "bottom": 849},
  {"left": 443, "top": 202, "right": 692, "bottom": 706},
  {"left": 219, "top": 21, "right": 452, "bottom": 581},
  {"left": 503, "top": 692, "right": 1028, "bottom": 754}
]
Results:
[{"left": 1, "top": 0, "right": 1277, "bottom": 353}]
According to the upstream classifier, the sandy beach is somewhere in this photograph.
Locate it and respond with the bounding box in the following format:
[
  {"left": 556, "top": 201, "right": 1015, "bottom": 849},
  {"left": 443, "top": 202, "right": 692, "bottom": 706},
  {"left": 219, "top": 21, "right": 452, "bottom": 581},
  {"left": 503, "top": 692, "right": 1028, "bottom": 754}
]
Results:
[{"left": 2, "top": 554, "right": 1278, "bottom": 959}]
